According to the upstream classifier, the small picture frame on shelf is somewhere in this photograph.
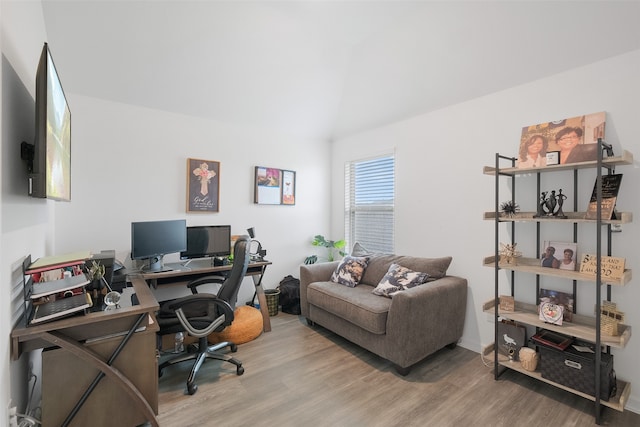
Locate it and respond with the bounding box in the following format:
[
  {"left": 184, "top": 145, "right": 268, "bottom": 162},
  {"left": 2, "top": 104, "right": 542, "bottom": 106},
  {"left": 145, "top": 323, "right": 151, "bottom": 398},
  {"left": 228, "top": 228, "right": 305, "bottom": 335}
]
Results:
[
  {"left": 540, "top": 288, "right": 574, "bottom": 322},
  {"left": 546, "top": 151, "right": 560, "bottom": 166},
  {"left": 541, "top": 241, "right": 577, "bottom": 271}
]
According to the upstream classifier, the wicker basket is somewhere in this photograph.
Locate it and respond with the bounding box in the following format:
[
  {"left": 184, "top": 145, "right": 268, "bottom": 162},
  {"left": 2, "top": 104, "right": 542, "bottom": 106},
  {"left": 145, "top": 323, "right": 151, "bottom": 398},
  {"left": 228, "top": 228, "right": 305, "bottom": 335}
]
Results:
[{"left": 264, "top": 289, "right": 280, "bottom": 316}]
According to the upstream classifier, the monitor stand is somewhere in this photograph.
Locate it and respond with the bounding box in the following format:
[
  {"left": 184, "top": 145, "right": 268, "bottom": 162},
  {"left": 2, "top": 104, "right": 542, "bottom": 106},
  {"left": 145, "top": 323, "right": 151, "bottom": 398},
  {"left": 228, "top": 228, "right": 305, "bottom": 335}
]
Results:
[
  {"left": 213, "top": 257, "right": 228, "bottom": 267},
  {"left": 144, "top": 255, "right": 172, "bottom": 273}
]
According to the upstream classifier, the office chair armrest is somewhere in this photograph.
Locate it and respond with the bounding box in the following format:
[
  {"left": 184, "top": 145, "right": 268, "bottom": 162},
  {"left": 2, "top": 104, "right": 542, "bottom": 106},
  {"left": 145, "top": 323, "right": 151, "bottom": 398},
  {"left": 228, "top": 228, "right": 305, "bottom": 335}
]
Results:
[
  {"left": 168, "top": 294, "right": 235, "bottom": 338},
  {"left": 187, "top": 275, "right": 226, "bottom": 294}
]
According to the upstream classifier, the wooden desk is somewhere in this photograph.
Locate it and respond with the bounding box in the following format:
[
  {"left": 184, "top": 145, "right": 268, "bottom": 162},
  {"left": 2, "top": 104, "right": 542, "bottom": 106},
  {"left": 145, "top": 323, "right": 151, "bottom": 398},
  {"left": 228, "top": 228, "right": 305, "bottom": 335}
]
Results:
[
  {"left": 139, "top": 259, "right": 273, "bottom": 332},
  {"left": 11, "top": 276, "right": 160, "bottom": 427}
]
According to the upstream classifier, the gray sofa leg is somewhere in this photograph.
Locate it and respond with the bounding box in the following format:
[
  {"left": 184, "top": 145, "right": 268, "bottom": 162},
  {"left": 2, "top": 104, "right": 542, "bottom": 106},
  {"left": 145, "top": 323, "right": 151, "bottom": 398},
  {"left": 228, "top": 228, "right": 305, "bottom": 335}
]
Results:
[
  {"left": 305, "top": 318, "right": 314, "bottom": 326},
  {"left": 395, "top": 365, "right": 411, "bottom": 376},
  {"left": 446, "top": 342, "right": 457, "bottom": 350}
]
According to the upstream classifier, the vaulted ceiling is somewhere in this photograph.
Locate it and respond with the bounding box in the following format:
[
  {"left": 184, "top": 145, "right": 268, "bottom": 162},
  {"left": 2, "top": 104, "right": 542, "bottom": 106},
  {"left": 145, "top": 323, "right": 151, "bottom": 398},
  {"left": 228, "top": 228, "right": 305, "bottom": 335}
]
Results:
[{"left": 41, "top": 1, "right": 640, "bottom": 141}]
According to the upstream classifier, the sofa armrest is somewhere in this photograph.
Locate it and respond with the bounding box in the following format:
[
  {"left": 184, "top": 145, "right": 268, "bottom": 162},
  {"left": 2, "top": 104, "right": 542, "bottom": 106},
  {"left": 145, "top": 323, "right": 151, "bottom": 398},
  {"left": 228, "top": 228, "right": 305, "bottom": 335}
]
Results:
[
  {"left": 299, "top": 261, "right": 340, "bottom": 317},
  {"left": 385, "top": 276, "right": 468, "bottom": 367}
]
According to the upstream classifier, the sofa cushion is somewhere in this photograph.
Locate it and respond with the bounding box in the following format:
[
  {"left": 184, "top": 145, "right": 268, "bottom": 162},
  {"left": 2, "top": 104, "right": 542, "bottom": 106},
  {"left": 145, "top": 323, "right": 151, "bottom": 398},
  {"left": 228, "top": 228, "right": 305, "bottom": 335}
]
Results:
[
  {"left": 372, "top": 263, "right": 429, "bottom": 297},
  {"left": 307, "top": 281, "right": 390, "bottom": 334},
  {"left": 360, "top": 255, "right": 452, "bottom": 287},
  {"left": 330, "top": 256, "right": 370, "bottom": 287}
]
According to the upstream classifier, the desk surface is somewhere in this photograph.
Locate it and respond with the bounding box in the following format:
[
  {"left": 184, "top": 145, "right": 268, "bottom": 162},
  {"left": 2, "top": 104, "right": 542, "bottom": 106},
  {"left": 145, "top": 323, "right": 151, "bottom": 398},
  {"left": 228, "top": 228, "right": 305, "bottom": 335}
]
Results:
[
  {"left": 137, "top": 259, "right": 271, "bottom": 281},
  {"left": 11, "top": 276, "right": 159, "bottom": 360}
]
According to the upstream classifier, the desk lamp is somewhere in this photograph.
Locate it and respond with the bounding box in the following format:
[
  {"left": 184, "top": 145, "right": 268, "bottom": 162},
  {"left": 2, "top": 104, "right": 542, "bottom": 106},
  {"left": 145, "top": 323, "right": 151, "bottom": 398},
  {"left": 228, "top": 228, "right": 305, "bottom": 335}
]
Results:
[{"left": 247, "top": 227, "right": 267, "bottom": 261}]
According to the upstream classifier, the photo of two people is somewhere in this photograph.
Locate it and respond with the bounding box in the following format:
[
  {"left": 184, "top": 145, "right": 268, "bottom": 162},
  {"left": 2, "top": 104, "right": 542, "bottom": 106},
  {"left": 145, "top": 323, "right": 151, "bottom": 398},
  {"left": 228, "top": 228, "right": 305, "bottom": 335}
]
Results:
[{"left": 541, "top": 241, "right": 577, "bottom": 271}]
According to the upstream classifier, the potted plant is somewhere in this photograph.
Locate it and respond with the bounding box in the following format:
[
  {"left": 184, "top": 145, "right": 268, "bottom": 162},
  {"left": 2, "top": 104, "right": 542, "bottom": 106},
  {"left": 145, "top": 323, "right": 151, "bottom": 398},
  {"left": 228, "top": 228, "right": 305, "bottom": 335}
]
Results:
[{"left": 305, "top": 235, "right": 346, "bottom": 264}]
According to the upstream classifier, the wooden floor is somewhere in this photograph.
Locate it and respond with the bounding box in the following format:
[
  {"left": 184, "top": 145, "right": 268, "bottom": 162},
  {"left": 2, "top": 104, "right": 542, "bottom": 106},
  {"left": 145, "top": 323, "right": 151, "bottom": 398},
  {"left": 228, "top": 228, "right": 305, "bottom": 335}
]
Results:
[{"left": 154, "top": 313, "right": 639, "bottom": 427}]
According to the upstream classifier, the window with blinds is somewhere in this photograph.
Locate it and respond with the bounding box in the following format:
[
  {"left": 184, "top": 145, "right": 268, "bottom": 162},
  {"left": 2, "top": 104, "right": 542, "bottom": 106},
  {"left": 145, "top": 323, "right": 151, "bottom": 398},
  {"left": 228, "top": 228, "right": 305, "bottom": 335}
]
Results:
[{"left": 344, "top": 154, "right": 395, "bottom": 254}]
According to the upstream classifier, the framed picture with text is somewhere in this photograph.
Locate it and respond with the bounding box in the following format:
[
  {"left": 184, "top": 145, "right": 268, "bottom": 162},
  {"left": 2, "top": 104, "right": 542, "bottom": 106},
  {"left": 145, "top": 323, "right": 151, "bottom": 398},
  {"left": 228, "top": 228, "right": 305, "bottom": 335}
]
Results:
[{"left": 187, "top": 158, "right": 220, "bottom": 213}]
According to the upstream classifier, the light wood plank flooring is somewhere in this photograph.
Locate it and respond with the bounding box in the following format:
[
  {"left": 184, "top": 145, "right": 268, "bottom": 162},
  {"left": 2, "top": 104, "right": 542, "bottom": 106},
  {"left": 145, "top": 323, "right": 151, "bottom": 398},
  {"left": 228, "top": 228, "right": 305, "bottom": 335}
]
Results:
[{"left": 155, "top": 313, "right": 639, "bottom": 426}]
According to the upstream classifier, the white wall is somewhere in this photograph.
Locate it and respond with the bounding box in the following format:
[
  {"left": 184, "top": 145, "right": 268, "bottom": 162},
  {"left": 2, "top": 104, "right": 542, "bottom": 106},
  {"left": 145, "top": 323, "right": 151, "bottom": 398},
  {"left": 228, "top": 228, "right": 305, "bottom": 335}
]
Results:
[
  {"left": 331, "top": 49, "right": 640, "bottom": 412},
  {"left": 1, "top": 0, "right": 50, "bottom": 420},
  {"left": 1, "top": 1, "right": 331, "bottom": 420},
  {"left": 53, "top": 95, "right": 330, "bottom": 304}
]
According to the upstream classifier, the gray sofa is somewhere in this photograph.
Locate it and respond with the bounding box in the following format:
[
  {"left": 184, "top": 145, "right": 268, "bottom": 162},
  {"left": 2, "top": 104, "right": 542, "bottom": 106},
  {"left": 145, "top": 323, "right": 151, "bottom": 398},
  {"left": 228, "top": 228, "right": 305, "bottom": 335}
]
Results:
[{"left": 300, "top": 254, "right": 467, "bottom": 375}]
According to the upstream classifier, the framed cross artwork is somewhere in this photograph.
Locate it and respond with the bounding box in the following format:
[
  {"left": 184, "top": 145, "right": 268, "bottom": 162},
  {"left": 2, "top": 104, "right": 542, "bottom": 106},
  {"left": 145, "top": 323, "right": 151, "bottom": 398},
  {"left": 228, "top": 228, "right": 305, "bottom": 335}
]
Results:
[{"left": 187, "top": 158, "right": 220, "bottom": 213}]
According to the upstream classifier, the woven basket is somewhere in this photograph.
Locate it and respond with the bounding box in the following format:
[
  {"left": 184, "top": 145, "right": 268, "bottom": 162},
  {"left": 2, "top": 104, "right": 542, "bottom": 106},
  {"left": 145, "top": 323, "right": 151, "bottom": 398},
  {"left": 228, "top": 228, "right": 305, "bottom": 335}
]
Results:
[{"left": 264, "top": 289, "right": 280, "bottom": 316}]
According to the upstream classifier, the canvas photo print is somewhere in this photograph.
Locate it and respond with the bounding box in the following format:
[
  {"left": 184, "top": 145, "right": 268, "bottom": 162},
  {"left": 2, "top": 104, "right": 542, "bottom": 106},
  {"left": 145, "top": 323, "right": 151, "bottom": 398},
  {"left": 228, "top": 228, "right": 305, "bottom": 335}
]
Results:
[{"left": 517, "top": 112, "right": 606, "bottom": 168}]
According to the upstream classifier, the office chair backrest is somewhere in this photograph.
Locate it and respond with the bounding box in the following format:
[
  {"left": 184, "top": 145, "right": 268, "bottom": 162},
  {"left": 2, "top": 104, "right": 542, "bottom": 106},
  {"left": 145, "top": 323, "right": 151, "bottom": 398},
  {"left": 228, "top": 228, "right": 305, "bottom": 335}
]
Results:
[{"left": 217, "top": 235, "right": 251, "bottom": 308}]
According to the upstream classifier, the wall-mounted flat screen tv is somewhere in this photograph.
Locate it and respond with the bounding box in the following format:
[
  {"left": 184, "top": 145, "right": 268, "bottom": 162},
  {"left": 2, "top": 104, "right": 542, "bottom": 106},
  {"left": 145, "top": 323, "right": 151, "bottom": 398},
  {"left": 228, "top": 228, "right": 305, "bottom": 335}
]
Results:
[{"left": 26, "top": 42, "right": 72, "bottom": 201}]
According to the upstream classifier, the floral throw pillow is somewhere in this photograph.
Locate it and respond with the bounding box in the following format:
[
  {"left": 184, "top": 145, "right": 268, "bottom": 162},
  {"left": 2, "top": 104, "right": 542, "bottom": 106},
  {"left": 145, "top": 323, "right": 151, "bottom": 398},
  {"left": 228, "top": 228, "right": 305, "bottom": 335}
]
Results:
[
  {"left": 372, "top": 263, "right": 430, "bottom": 297},
  {"left": 330, "top": 256, "right": 370, "bottom": 287}
]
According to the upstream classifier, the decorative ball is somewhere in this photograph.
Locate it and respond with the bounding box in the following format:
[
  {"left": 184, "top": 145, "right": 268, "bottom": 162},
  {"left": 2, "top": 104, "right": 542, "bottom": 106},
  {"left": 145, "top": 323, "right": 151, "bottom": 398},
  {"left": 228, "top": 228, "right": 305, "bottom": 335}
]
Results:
[
  {"left": 519, "top": 347, "right": 539, "bottom": 372},
  {"left": 209, "top": 306, "right": 263, "bottom": 345}
]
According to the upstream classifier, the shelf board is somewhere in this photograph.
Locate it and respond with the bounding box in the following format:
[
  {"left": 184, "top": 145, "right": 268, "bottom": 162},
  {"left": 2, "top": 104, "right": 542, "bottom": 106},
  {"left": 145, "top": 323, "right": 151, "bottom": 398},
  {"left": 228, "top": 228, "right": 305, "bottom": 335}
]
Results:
[
  {"left": 483, "top": 299, "right": 632, "bottom": 349},
  {"left": 483, "top": 211, "right": 633, "bottom": 224},
  {"left": 483, "top": 150, "right": 633, "bottom": 176},
  {"left": 484, "top": 348, "right": 631, "bottom": 412},
  {"left": 483, "top": 256, "right": 632, "bottom": 286}
]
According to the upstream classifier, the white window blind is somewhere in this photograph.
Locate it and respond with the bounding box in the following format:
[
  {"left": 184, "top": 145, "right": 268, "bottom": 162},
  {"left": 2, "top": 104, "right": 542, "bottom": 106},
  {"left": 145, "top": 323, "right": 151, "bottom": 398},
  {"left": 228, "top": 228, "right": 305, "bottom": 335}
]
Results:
[{"left": 345, "top": 154, "right": 395, "bottom": 254}]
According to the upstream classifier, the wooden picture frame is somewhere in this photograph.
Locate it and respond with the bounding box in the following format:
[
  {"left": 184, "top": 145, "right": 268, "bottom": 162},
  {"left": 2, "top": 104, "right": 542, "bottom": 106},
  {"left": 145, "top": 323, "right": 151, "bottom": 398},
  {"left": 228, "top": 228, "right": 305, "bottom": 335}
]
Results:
[
  {"left": 281, "top": 170, "right": 296, "bottom": 205},
  {"left": 254, "top": 166, "right": 282, "bottom": 205},
  {"left": 541, "top": 240, "right": 577, "bottom": 271},
  {"left": 187, "top": 158, "right": 220, "bottom": 213}
]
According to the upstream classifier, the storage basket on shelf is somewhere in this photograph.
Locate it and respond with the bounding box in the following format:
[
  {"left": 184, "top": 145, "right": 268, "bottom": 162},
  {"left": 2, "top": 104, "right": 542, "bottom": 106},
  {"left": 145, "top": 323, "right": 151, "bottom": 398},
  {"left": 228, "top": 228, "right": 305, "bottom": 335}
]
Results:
[{"left": 264, "top": 289, "right": 280, "bottom": 316}]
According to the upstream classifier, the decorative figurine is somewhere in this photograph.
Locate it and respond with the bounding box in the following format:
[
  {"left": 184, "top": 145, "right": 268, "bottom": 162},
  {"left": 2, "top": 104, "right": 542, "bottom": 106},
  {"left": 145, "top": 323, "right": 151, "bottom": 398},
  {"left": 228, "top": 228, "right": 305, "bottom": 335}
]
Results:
[
  {"left": 534, "top": 191, "right": 548, "bottom": 218},
  {"left": 534, "top": 189, "right": 569, "bottom": 218},
  {"left": 499, "top": 242, "right": 522, "bottom": 265},
  {"left": 555, "top": 189, "right": 568, "bottom": 218}
]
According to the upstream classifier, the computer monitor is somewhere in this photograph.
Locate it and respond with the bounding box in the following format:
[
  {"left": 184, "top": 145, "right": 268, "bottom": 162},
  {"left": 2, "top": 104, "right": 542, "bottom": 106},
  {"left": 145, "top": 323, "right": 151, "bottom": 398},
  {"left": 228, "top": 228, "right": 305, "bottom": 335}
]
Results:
[
  {"left": 180, "top": 225, "right": 231, "bottom": 262},
  {"left": 131, "top": 219, "right": 187, "bottom": 272}
]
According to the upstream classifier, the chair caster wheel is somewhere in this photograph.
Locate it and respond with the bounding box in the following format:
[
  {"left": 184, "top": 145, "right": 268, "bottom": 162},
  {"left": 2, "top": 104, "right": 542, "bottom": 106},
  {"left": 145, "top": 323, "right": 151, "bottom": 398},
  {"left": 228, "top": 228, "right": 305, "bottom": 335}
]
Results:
[
  {"left": 187, "top": 384, "right": 198, "bottom": 395},
  {"left": 237, "top": 366, "right": 244, "bottom": 376},
  {"left": 230, "top": 343, "right": 238, "bottom": 352}
]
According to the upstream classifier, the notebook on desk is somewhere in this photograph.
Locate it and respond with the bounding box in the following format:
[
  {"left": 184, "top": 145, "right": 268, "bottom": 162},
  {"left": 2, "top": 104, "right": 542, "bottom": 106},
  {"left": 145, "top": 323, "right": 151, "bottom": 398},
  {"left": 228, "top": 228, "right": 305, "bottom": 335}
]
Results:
[{"left": 30, "top": 293, "right": 92, "bottom": 325}]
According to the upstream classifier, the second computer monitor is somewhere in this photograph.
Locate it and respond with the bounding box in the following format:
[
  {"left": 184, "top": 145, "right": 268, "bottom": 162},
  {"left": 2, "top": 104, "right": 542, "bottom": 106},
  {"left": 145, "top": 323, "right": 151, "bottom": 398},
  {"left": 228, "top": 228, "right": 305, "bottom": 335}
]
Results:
[{"left": 180, "top": 225, "right": 231, "bottom": 260}]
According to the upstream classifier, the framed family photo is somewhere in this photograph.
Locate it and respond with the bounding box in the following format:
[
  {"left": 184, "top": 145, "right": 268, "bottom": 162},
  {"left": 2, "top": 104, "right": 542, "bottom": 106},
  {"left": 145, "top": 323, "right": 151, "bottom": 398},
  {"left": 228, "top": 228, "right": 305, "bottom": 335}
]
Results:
[
  {"left": 541, "top": 241, "right": 577, "bottom": 271},
  {"left": 516, "top": 112, "right": 606, "bottom": 169},
  {"left": 187, "top": 158, "right": 220, "bottom": 213}
]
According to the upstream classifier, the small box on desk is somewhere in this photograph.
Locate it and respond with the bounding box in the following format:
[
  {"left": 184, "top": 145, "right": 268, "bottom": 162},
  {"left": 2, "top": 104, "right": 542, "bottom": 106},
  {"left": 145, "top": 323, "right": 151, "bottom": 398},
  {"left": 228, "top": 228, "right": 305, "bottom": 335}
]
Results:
[{"left": 538, "top": 340, "right": 616, "bottom": 401}]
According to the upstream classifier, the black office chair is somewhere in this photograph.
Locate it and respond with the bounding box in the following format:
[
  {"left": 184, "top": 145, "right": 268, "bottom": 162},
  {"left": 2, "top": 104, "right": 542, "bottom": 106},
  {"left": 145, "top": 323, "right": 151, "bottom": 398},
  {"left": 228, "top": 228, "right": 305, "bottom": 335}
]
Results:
[{"left": 157, "top": 235, "right": 251, "bottom": 395}]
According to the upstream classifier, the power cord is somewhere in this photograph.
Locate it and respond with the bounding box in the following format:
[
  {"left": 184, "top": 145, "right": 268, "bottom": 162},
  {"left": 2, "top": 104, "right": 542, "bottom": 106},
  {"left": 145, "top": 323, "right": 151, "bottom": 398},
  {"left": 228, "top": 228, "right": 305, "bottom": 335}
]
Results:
[{"left": 15, "top": 371, "right": 41, "bottom": 427}]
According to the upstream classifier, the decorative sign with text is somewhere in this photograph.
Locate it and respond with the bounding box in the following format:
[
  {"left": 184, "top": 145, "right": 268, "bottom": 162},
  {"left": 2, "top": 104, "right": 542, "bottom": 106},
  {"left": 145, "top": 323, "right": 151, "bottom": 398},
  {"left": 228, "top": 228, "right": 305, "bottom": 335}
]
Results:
[{"left": 579, "top": 253, "right": 625, "bottom": 280}]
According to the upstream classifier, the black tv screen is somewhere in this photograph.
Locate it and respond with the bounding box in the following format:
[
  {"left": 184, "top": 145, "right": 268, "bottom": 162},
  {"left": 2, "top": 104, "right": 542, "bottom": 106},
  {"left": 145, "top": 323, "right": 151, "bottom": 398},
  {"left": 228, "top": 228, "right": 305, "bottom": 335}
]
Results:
[
  {"left": 131, "top": 220, "right": 187, "bottom": 271},
  {"left": 180, "top": 225, "right": 231, "bottom": 260},
  {"left": 30, "top": 42, "right": 71, "bottom": 201}
]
